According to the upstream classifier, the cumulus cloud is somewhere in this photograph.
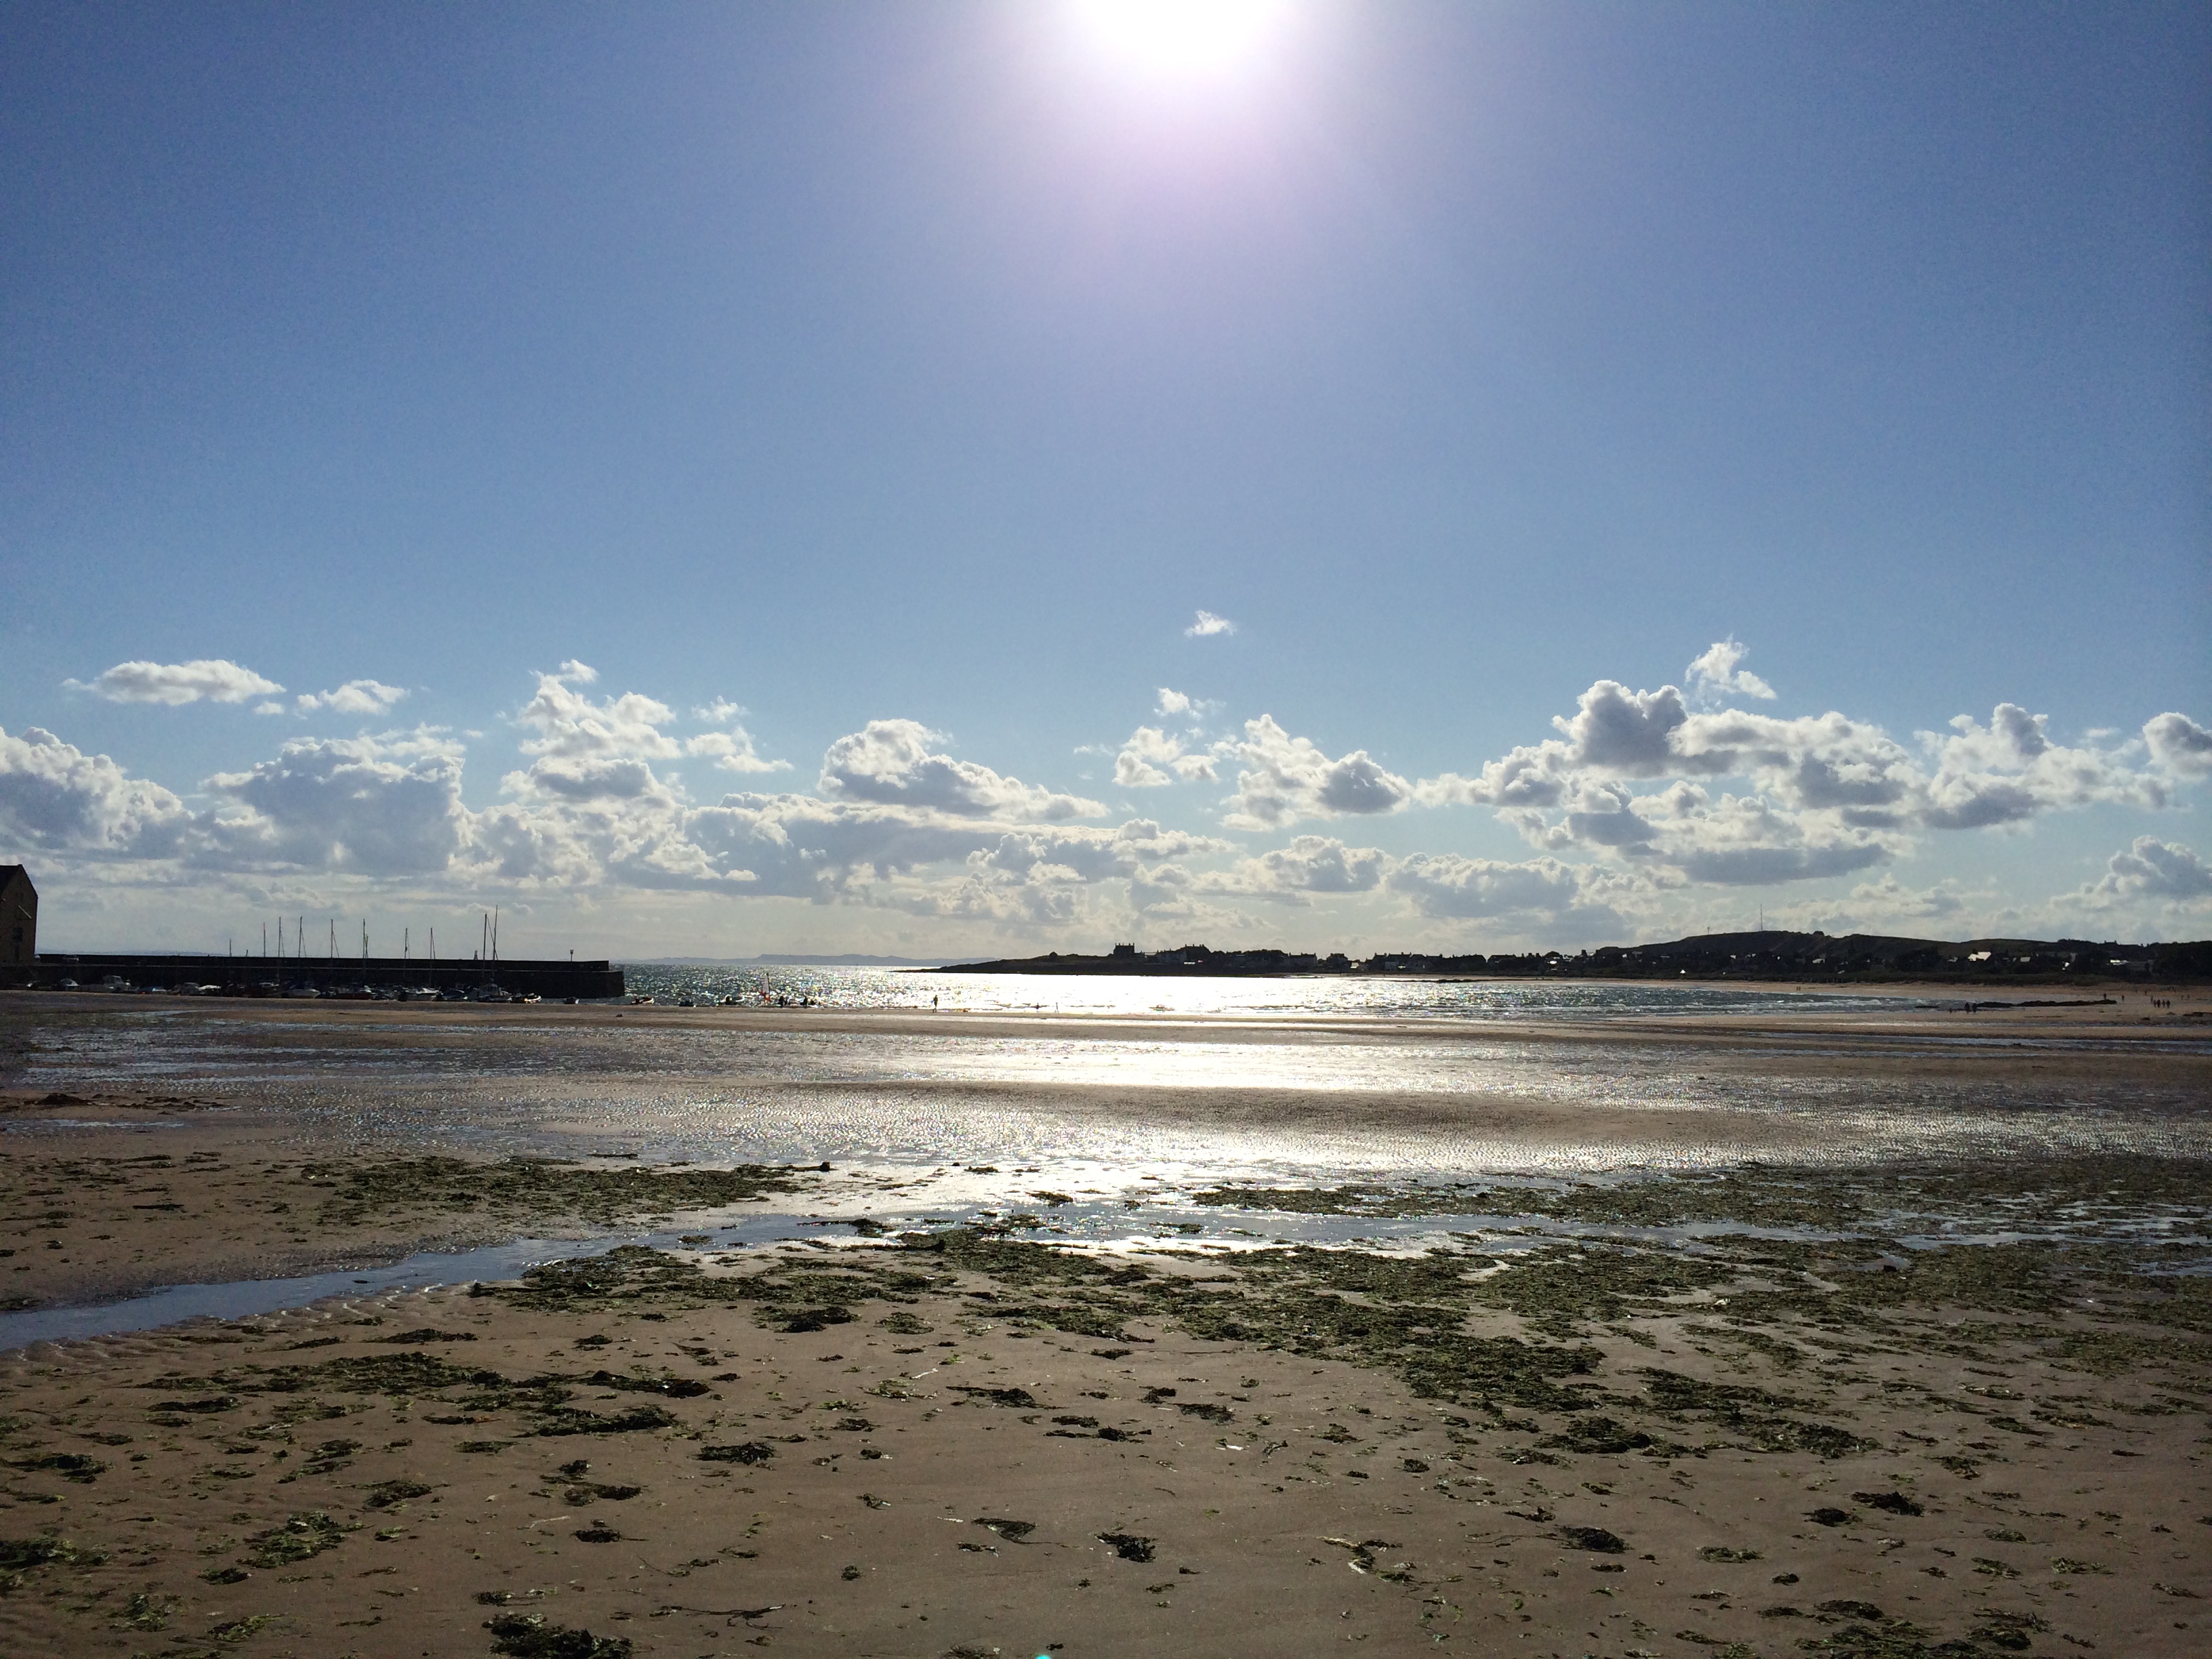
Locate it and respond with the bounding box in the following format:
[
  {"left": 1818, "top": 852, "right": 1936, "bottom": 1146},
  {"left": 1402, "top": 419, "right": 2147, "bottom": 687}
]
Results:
[
  {"left": 1841, "top": 874, "right": 1976, "bottom": 927},
  {"left": 68, "top": 659, "right": 283, "bottom": 705},
  {"left": 860, "top": 819, "right": 1237, "bottom": 928},
  {"left": 516, "top": 665, "right": 679, "bottom": 761},
  {"left": 819, "top": 720, "right": 1103, "bottom": 821},
  {"left": 981, "top": 820, "right": 1212, "bottom": 874},
  {"left": 1685, "top": 638, "right": 1776, "bottom": 704},
  {"left": 1225, "top": 716, "right": 1409, "bottom": 830},
  {"left": 1416, "top": 672, "right": 2181, "bottom": 888},
  {"left": 2078, "top": 837, "right": 2212, "bottom": 904},
  {"left": 1197, "top": 836, "right": 1388, "bottom": 902},
  {"left": 1113, "top": 726, "right": 1218, "bottom": 789},
  {"left": 1385, "top": 853, "right": 1621, "bottom": 926},
  {"left": 681, "top": 699, "right": 788, "bottom": 775},
  {"left": 685, "top": 729, "right": 790, "bottom": 775},
  {"left": 2144, "top": 712, "right": 2212, "bottom": 779},
  {"left": 200, "top": 732, "right": 468, "bottom": 875},
  {"left": 1915, "top": 705, "right": 2164, "bottom": 830},
  {"left": 0, "top": 726, "right": 189, "bottom": 855},
  {"left": 1185, "top": 610, "right": 1236, "bottom": 638},
  {"left": 12, "top": 653, "right": 2205, "bottom": 949},
  {"left": 295, "top": 680, "right": 408, "bottom": 716}
]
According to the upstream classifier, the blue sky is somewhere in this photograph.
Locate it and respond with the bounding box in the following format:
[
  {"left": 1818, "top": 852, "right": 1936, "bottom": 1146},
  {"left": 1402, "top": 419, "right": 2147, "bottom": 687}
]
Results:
[{"left": 3, "top": 1, "right": 2207, "bottom": 958}]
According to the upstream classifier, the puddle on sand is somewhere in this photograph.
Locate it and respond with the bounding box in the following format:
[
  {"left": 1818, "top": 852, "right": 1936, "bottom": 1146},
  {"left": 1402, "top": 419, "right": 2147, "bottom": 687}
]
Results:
[
  {"left": 0, "top": 1214, "right": 822, "bottom": 1353},
  {"left": 0, "top": 1197, "right": 1511, "bottom": 1354}
]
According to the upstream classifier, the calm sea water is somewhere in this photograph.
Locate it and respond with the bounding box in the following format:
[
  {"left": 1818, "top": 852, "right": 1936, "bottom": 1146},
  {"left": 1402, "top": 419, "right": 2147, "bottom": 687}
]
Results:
[
  {"left": 7, "top": 974, "right": 2203, "bottom": 1181},
  {"left": 619, "top": 964, "right": 1927, "bottom": 1020}
]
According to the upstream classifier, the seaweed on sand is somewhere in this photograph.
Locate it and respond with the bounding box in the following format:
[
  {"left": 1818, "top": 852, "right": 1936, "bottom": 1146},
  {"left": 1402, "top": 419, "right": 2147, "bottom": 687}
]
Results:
[
  {"left": 483, "top": 1244, "right": 936, "bottom": 1319},
  {"left": 1467, "top": 1244, "right": 1737, "bottom": 1335},
  {"left": 243, "top": 1511, "right": 352, "bottom": 1569},
  {"left": 1638, "top": 1369, "right": 1877, "bottom": 1459},
  {"left": 1199, "top": 1154, "right": 2212, "bottom": 1237},
  {"left": 0, "top": 1532, "right": 104, "bottom": 1595},
  {"left": 306, "top": 1155, "right": 813, "bottom": 1229},
  {"left": 5, "top": 1452, "right": 104, "bottom": 1483},
  {"left": 134, "top": 1343, "right": 707, "bottom": 1445},
  {"left": 531, "top": 1405, "right": 679, "bottom": 1438},
  {"left": 484, "top": 1612, "right": 634, "bottom": 1659},
  {"left": 897, "top": 1231, "right": 1610, "bottom": 1415}
]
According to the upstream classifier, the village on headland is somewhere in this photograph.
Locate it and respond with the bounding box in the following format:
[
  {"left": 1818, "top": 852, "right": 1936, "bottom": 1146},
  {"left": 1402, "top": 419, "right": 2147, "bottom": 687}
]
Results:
[{"left": 955, "top": 930, "right": 2212, "bottom": 985}]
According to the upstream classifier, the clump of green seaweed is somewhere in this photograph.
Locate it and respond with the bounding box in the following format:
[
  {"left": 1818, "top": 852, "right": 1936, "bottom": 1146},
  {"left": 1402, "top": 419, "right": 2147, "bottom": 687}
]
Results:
[
  {"left": 243, "top": 1511, "right": 351, "bottom": 1569},
  {"left": 0, "top": 1532, "right": 104, "bottom": 1595},
  {"left": 485, "top": 1612, "right": 634, "bottom": 1659},
  {"left": 1196, "top": 1153, "right": 2212, "bottom": 1237},
  {"left": 305, "top": 1155, "right": 814, "bottom": 1229}
]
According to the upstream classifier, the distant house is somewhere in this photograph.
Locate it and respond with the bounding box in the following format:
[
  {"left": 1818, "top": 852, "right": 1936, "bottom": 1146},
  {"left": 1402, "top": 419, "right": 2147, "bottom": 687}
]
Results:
[{"left": 0, "top": 865, "right": 33, "bottom": 974}]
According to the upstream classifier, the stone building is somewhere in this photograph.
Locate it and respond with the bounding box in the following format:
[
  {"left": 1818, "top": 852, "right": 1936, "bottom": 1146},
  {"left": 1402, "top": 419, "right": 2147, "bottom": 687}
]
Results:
[{"left": 0, "top": 865, "right": 34, "bottom": 974}]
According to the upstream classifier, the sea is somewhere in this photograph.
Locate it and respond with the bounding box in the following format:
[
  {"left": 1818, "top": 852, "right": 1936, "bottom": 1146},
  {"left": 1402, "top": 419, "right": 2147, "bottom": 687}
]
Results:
[{"left": 619, "top": 963, "right": 1926, "bottom": 1019}]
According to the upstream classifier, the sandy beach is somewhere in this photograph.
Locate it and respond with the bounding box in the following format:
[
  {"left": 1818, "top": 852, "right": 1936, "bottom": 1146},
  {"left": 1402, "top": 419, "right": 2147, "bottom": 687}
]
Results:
[{"left": 0, "top": 989, "right": 2206, "bottom": 1658}]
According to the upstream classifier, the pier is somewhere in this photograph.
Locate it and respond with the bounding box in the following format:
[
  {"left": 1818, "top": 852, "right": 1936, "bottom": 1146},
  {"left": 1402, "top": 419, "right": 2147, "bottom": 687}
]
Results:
[{"left": 24, "top": 952, "right": 624, "bottom": 1000}]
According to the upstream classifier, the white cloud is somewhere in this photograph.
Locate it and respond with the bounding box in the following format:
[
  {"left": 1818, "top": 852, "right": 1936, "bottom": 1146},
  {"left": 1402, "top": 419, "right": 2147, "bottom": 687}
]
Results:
[
  {"left": 199, "top": 732, "right": 468, "bottom": 876},
  {"left": 684, "top": 729, "right": 790, "bottom": 775},
  {"left": 1386, "top": 853, "right": 1622, "bottom": 926},
  {"left": 2078, "top": 837, "right": 2212, "bottom": 904},
  {"left": 68, "top": 659, "right": 283, "bottom": 705},
  {"left": 1197, "top": 835, "right": 1388, "bottom": 902},
  {"left": 682, "top": 699, "right": 788, "bottom": 775},
  {"left": 295, "top": 680, "right": 409, "bottom": 716},
  {"left": 1685, "top": 638, "right": 1776, "bottom": 704},
  {"left": 519, "top": 756, "right": 661, "bottom": 802},
  {"left": 2144, "top": 712, "right": 2212, "bottom": 779},
  {"left": 1113, "top": 725, "right": 1218, "bottom": 789},
  {"left": 1224, "top": 715, "right": 1409, "bottom": 830},
  {"left": 0, "top": 725, "right": 189, "bottom": 855},
  {"left": 1185, "top": 610, "right": 1236, "bottom": 638},
  {"left": 1840, "top": 874, "right": 1977, "bottom": 927},
  {"left": 819, "top": 720, "right": 1104, "bottom": 821},
  {"left": 1915, "top": 705, "right": 2163, "bottom": 830},
  {"left": 1416, "top": 673, "right": 2178, "bottom": 888},
  {"left": 977, "top": 820, "right": 1232, "bottom": 886},
  {"left": 11, "top": 653, "right": 2205, "bottom": 952},
  {"left": 516, "top": 668, "right": 682, "bottom": 763}
]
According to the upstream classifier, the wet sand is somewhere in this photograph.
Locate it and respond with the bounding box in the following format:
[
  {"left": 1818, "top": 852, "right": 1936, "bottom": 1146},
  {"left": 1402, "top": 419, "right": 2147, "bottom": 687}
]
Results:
[{"left": 0, "top": 991, "right": 2205, "bottom": 1657}]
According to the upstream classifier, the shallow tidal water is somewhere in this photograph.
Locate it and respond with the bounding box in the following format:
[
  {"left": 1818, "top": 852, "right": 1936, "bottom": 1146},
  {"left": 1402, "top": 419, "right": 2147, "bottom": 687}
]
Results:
[{"left": 3, "top": 975, "right": 2208, "bottom": 1347}]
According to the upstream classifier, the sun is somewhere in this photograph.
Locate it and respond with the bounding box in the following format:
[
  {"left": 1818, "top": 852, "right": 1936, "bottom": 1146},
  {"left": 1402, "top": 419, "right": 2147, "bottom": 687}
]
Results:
[{"left": 1067, "top": 0, "right": 1293, "bottom": 81}]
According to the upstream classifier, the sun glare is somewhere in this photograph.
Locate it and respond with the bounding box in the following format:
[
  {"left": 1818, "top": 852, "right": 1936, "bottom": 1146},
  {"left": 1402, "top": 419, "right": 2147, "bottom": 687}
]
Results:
[{"left": 1069, "top": 0, "right": 1292, "bottom": 81}]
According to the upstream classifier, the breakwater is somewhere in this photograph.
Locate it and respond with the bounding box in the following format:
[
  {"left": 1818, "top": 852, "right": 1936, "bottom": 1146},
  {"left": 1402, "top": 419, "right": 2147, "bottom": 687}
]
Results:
[{"left": 27, "top": 952, "right": 623, "bottom": 999}]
